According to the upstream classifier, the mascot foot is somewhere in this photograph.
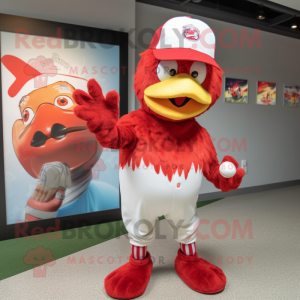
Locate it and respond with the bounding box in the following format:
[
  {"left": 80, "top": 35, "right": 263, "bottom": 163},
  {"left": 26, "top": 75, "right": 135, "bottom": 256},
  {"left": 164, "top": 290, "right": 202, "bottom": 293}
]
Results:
[
  {"left": 175, "top": 249, "right": 226, "bottom": 294},
  {"left": 104, "top": 251, "right": 153, "bottom": 299}
]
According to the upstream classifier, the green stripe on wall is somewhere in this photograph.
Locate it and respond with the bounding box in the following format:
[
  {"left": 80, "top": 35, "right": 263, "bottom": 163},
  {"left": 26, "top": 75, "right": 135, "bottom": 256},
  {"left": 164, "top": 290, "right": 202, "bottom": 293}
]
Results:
[{"left": 0, "top": 198, "right": 222, "bottom": 281}]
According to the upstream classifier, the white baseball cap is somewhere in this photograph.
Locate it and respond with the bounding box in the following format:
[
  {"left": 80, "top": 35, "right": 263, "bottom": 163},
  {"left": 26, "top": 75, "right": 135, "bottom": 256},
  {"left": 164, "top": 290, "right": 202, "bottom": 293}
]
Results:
[{"left": 149, "top": 16, "right": 221, "bottom": 70}]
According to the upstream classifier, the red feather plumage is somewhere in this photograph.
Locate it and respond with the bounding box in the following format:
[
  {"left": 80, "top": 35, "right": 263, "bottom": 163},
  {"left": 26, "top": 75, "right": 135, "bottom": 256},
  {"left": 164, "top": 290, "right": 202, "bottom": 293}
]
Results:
[{"left": 73, "top": 49, "right": 245, "bottom": 192}]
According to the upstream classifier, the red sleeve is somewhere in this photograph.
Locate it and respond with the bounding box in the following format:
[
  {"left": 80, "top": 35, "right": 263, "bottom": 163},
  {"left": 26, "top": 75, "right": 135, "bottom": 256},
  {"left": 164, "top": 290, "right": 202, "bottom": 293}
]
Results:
[{"left": 95, "top": 111, "right": 137, "bottom": 150}]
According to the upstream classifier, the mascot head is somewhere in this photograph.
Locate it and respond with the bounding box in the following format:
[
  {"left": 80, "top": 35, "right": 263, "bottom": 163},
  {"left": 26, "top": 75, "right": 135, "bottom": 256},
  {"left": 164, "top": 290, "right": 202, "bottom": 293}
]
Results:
[
  {"left": 12, "top": 81, "right": 101, "bottom": 178},
  {"left": 134, "top": 16, "right": 223, "bottom": 122}
]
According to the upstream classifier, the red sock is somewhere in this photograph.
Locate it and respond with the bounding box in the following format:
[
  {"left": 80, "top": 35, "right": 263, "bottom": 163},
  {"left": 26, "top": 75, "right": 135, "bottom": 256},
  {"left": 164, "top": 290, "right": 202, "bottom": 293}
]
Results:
[
  {"left": 180, "top": 242, "right": 196, "bottom": 256},
  {"left": 131, "top": 245, "right": 147, "bottom": 260}
]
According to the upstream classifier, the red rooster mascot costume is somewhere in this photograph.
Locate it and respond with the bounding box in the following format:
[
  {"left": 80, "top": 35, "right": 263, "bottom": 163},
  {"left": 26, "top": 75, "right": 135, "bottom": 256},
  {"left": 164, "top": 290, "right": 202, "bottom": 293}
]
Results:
[{"left": 73, "top": 16, "right": 245, "bottom": 299}]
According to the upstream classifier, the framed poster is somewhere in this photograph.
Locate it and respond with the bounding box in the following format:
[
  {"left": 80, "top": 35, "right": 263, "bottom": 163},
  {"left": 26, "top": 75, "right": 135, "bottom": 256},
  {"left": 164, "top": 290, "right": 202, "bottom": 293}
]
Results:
[
  {"left": 225, "top": 78, "right": 248, "bottom": 104},
  {"left": 283, "top": 85, "right": 300, "bottom": 107},
  {"left": 0, "top": 13, "right": 128, "bottom": 240},
  {"left": 257, "top": 81, "right": 276, "bottom": 105}
]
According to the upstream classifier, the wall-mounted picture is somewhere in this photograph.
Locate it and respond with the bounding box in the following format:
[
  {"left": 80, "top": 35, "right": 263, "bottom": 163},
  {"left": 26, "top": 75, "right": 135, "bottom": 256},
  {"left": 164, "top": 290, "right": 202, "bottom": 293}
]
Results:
[
  {"left": 283, "top": 85, "right": 300, "bottom": 107},
  {"left": 1, "top": 31, "right": 121, "bottom": 225},
  {"left": 225, "top": 78, "right": 248, "bottom": 104},
  {"left": 257, "top": 81, "right": 276, "bottom": 105}
]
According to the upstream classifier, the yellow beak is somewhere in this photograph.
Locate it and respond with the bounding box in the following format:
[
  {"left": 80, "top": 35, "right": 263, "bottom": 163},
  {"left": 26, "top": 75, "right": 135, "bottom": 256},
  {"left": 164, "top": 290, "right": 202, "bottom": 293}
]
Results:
[{"left": 144, "top": 73, "right": 212, "bottom": 120}]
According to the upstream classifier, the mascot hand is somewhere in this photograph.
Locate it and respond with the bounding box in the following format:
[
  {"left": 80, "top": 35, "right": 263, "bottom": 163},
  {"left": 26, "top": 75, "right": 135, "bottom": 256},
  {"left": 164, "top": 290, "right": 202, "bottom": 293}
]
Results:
[
  {"left": 217, "top": 156, "right": 245, "bottom": 192},
  {"left": 25, "top": 162, "right": 72, "bottom": 221},
  {"left": 73, "top": 79, "right": 119, "bottom": 135}
]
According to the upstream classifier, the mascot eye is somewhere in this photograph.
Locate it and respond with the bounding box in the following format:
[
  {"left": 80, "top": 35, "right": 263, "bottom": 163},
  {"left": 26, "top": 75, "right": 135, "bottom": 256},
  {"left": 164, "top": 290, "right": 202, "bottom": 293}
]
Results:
[
  {"left": 22, "top": 108, "right": 35, "bottom": 126},
  {"left": 169, "top": 69, "right": 176, "bottom": 76},
  {"left": 157, "top": 60, "right": 178, "bottom": 81},
  {"left": 54, "top": 96, "right": 74, "bottom": 109},
  {"left": 190, "top": 62, "right": 207, "bottom": 84}
]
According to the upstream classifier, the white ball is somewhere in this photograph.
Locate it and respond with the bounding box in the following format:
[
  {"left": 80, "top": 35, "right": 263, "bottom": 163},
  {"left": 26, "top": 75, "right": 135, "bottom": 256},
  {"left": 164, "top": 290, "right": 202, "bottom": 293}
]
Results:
[{"left": 219, "top": 161, "right": 236, "bottom": 178}]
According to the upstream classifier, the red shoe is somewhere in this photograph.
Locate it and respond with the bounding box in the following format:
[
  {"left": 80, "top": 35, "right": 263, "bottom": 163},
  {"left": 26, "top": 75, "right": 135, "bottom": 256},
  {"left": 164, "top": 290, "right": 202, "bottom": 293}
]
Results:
[
  {"left": 104, "top": 251, "right": 153, "bottom": 299},
  {"left": 175, "top": 249, "right": 226, "bottom": 294}
]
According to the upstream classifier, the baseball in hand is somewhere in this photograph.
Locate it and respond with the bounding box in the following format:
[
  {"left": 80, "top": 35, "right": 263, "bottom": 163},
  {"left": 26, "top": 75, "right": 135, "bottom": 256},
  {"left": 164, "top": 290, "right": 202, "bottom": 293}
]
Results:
[{"left": 219, "top": 161, "right": 236, "bottom": 178}]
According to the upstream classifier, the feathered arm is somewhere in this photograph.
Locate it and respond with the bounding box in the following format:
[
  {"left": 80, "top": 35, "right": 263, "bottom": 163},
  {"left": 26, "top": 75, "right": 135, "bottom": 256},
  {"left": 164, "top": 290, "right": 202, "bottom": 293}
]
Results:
[
  {"left": 202, "top": 129, "right": 245, "bottom": 192},
  {"left": 73, "top": 79, "right": 136, "bottom": 150}
]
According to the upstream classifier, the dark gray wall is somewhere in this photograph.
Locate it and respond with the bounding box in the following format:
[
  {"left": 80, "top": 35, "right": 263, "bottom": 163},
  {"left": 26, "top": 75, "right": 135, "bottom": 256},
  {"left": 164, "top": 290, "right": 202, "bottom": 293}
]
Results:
[{"left": 135, "top": 2, "right": 300, "bottom": 194}]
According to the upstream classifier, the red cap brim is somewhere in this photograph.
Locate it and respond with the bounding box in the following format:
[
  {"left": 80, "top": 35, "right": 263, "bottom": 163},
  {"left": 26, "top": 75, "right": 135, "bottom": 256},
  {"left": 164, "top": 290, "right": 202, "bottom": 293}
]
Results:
[{"left": 152, "top": 48, "right": 222, "bottom": 71}]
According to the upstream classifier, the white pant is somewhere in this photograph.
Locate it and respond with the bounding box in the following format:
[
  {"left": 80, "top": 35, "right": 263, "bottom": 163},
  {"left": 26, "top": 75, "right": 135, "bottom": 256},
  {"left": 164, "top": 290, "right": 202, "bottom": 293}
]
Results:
[{"left": 119, "top": 159, "right": 202, "bottom": 247}]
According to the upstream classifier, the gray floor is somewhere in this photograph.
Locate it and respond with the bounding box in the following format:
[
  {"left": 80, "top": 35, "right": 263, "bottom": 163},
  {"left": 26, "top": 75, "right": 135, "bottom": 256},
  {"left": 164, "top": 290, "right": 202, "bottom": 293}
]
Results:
[{"left": 0, "top": 186, "right": 299, "bottom": 300}]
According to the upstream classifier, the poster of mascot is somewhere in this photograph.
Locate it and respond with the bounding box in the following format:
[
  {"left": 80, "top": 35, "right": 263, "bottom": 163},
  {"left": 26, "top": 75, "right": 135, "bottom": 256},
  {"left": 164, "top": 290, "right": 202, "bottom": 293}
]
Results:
[
  {"left": 257, "top": 81, "right": 277, "bottom": 105},
  {"left": 0, "top": 31, "right": 120, "bottom": 224},
  {"left": 283, "top": 85, "right": 300, "bottom": 107},
  {"left": 225, "top": 78, "right": 248, "bottom": 104}
]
